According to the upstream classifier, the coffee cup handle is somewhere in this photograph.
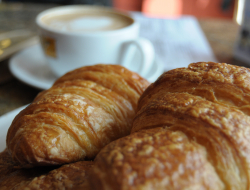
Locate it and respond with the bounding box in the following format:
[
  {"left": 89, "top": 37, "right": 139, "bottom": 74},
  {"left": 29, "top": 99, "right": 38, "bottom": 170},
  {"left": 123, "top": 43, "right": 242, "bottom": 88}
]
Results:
[{"left": 119, "top": 37, "right": 155, "bottom": 77}]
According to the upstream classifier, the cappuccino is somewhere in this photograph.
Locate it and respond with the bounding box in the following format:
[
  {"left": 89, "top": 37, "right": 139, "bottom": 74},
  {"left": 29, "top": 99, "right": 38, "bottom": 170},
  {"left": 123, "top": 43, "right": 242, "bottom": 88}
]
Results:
[
  {"left": 36, "top": 5, "right": 155, "bottom": 77},
  {"left": 41, "top": 10, "right": 133, "bottom": 33}
]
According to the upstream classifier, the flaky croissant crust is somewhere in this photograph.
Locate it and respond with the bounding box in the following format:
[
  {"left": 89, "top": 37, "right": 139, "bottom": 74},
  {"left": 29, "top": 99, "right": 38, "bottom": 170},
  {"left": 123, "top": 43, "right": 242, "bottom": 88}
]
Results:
[
  {"left": 0, "top": 149, "right": 94, "bottom": 190},
  {"left": 91, "top": 62, "right": 250, "bottom": 190},
  {"left": 91, "top": 127, "right": 224, "bottom": 190},
  {"left": 6, "top": 62, "right": 250, "bottom": 190},
  {"left": 138, "top": 62, "right": 250, "bottom": 114},
  {"left": 6, "top": 64, "right": 150, "bottom": 167}
]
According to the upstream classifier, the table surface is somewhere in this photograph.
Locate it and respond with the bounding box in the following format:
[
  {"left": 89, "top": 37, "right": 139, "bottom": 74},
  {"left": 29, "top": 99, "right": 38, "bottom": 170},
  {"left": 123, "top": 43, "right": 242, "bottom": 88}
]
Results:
[{"left": 0, "top": 2, "right": 247, "bottom": 116}]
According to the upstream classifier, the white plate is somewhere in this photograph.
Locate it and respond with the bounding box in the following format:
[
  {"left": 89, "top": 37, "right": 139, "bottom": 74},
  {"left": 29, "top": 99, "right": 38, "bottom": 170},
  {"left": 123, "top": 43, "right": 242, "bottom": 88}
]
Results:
[
  {"left": 9, "top": 44, "right": 165, "bottom": 90},
  {"left": 0, "top": 105, "right": 28, "bottom": 152}
]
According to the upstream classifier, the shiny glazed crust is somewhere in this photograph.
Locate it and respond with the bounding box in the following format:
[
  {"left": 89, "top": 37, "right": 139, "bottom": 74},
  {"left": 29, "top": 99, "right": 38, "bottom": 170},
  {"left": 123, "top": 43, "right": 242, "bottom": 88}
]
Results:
[
  {"left": 92, "top": 62, "right": 250, "bottom": 189},
  {"left": 6, "top": 64, "right": 150, "bottom": 167}
]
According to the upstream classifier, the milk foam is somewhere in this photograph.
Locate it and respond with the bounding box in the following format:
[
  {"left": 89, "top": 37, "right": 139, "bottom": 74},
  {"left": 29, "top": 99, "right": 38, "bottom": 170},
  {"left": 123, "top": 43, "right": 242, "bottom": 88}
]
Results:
[
  {"left": 70, "top": 17, "right": 113, "bottom": 31},
  {"left": 41, "top": 12, "right": 133, "bottom": 32},
  {"left": 49, "top": 16, "right": 116, "bottom": 32}
]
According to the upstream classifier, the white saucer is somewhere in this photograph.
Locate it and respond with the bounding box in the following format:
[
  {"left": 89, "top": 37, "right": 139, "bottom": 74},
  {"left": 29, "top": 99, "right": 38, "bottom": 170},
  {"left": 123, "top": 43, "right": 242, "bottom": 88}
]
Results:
[
  {"left": 9, "top": 44, "right": 164, "bottom": 90},
  {"left": 9, "top": 45, "right": 57, "bottom": 90}
]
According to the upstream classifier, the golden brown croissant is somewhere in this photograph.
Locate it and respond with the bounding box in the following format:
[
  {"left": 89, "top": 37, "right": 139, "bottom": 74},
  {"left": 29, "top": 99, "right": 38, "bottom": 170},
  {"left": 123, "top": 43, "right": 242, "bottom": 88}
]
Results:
[
  {"left": 0, "top": 149, "right": 93, "bottom": 190},
  {"left": 90, "top": 62, "right": 250, "bottom": 190},
  {"left": 91, "top": 127, "right": 224, "bottom": 190},
  {"left": 0, "top": 149, "right": 54, "bottom": 190},
  {"left": 6, "top": 64, "right": 150, "bottom": 167},
  {"left": 136, "top": 61, "right": 250, "bottom": 116},
  {"left": 23, "top": 161, "right": 93, "bottom": 190}
]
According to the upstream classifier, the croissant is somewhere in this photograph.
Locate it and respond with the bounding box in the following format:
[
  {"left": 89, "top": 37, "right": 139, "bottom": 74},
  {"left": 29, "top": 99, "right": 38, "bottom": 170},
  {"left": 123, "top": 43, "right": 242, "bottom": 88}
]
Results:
[
  {"left": 90, "top": 62, "right": 250, "bottom": 190},
  {"left": 6, "top": 64, "right": 150, "bottom": 167},
  {"left": 0, "top": 149, "right": 93, "bottom": 190}
]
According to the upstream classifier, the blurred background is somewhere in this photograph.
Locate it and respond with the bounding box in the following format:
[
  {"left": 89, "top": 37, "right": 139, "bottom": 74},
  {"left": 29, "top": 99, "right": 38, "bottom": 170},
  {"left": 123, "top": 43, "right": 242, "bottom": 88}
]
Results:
[{"left": 0, "top": 0, "right": 243, "bottom": 24}]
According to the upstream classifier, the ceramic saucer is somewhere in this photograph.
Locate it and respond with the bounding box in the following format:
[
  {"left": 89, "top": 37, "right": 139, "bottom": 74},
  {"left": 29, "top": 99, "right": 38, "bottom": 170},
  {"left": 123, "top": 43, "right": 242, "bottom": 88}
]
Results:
[
  {"left": 9, "top": 44, "right": 164, "bottom": 90},
  {"left": 9, "top": 45, "right": 57, "bottom": 90}
]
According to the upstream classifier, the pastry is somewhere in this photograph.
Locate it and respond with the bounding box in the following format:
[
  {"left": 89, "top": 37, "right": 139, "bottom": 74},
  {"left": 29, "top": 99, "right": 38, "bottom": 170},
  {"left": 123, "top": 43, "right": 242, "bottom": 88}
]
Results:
[
  {"left": 136, "top": 61, "right": 250, "bottom": 116},
  {"left": 7, "top": 62, "right": 250, "bottom": 189},
  {"left": 6, "top": 64, "right": 150, "bottom": 167},
  {"left": 0, "top": 149, "right": 93, "bottom": 190},
  {"left": 23, "top": 161, "right": 93, "bottom": 190},
  {"left": 91, "top": 62, "right": 250, "bottom": 190},
  {"left": 91, "top": 127, "right": 224, "bottom": 190},
  {"left": 0, "top": 149, "right": 54, "bottom": 190}
]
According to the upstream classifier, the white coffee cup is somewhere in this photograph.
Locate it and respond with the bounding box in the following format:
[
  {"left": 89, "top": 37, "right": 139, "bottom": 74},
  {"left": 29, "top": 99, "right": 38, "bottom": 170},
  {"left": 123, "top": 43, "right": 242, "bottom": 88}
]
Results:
[{"left": 36, "top": 5, "right": 155, "bottom": 77}]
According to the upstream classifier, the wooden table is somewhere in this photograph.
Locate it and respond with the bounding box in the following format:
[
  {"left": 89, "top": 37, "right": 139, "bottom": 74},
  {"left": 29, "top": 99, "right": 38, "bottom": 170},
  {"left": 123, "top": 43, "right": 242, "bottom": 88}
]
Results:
[
  {"left": 0, "top": 2, "right": 245, "bottom": 116},
  {"left": 198, "top": 19, "right": 245, "bottom": 67}
]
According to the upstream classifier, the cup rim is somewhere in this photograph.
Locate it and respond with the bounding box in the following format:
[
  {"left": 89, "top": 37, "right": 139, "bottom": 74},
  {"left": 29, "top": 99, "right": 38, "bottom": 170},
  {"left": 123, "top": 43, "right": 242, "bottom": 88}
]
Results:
[{"left": 36, "top": 5, "right": 138, "bottom": 36}]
